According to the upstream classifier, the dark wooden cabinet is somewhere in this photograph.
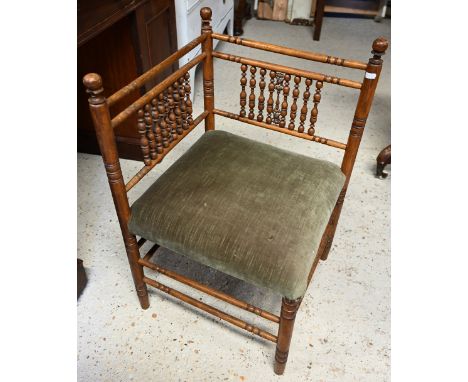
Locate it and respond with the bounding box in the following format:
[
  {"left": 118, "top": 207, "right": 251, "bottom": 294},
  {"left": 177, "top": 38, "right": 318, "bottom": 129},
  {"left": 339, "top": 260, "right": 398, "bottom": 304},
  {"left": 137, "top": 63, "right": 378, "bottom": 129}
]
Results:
[{"left": 78, "top": 0, "right": 178, "bottom": 161}]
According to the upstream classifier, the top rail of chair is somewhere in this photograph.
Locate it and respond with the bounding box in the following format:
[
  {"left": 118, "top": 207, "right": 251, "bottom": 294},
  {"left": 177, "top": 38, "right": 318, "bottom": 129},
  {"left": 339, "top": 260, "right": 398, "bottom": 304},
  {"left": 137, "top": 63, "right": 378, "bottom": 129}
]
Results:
[
  {"left": 212, "top": 33, "right": 368, "bottom": 71},
  {"left": 107, "top": 34, "right": 207, "bottom": 107}
]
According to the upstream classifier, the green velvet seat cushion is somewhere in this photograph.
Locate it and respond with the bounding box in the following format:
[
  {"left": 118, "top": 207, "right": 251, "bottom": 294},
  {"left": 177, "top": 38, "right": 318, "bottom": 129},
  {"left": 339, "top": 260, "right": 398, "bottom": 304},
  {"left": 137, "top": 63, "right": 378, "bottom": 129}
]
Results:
[{"left": 128, "top": 130, "right": 345, "bottom": 300}]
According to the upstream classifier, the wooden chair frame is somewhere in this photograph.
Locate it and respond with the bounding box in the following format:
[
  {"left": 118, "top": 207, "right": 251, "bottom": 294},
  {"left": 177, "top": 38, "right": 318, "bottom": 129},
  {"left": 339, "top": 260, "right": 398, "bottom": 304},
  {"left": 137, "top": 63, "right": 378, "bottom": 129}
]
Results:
[{"left": 83, "top": 7, "right": 388, "bottom": 375}]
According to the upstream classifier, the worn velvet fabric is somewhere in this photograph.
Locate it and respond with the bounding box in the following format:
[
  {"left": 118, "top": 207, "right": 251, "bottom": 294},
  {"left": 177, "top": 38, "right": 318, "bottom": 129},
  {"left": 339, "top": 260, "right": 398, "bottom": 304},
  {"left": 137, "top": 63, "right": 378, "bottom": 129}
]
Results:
[{"left": 128, "top": 130, "right": 345, "bottom": 299}]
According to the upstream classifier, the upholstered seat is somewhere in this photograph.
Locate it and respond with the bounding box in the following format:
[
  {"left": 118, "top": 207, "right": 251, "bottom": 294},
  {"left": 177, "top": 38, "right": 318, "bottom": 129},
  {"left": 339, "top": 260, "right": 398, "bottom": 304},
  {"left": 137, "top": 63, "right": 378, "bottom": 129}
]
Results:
[{"left": 128, "top": 130, "right": 345, "bottom": 299}]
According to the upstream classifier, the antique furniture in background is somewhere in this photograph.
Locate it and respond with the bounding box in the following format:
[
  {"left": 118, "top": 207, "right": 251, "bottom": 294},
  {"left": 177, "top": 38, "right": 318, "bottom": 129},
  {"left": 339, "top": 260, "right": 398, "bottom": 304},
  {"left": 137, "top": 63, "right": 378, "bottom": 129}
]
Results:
[
  {"left": 77, "top": 259, "right": 88, "bottom": 299},
  {"left": 376, "top": 144, "right": 391, "bottom": 178},
  {"left": 313, "top": 0, "right": 325, "bottom": 40},
  {"left": 257, "top": 0, "right": 287, "bottom": 20},
  {"left": 83, "top": 7, "right": 388, "bottom": 374},
  {"left": 234, "top": 0, "right": 251, "bottom": 35},
  {"left": 314, "top": 0, "right": 387, "bottom": 40},
  {"left": 78, "top": 0, "right": 178, "bottom": 160},
  {"left": 325, "top": 0, "right": 383, "bottom": 17},
  {"left": 374, "top": 0, "right": 389, "bottom": 22}
]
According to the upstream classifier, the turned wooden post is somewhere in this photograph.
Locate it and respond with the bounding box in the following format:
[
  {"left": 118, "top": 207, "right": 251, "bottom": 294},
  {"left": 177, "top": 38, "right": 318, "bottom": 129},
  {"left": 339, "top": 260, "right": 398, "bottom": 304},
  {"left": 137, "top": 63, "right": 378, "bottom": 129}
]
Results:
[
  {"left": 318, "top": 37, "right": 388, "bottom": 262},
  {"left": 200, "top": 7, "right": 215, "bottom": 131},
  {"left": 274, "top": 297, "right": 302, "bottom": 375},
  {"left": 83, "top": 73, "right": 149, "bottom": 309}
]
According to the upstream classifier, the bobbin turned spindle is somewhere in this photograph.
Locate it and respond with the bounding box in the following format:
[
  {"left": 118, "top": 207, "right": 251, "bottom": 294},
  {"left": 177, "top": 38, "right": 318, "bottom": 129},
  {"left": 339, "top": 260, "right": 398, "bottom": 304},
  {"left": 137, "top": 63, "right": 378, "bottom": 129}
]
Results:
[
  {"left": 288, "top": 76, "right": 300, "bottom": 130},
  {"left": 240, "top": 64, "right": 248, "bottom": 117},
  {"left": 279, "top": 74, "right": 290, "bottom": 128},
  {"left": 266, "top": 71, "right": 276, "bottom": 124},
  {"left": 298, "top": 78, "right": 311, "bottom": 133},
  {"left": 257, "top": 68, "right": 266, "bottom": 122},
  {"left": 144, "top": 104, "right": 156, "bottom": 160},
  {"left": 248, "top": 66, "right": 257, "bottom": 120}
]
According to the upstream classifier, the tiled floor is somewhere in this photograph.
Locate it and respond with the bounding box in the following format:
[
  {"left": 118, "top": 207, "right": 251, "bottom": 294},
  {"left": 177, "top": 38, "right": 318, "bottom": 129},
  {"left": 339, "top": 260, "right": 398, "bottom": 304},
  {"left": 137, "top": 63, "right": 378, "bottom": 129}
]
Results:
[{"left": 78, "top": 16, "right": 390, "bottom": 382}]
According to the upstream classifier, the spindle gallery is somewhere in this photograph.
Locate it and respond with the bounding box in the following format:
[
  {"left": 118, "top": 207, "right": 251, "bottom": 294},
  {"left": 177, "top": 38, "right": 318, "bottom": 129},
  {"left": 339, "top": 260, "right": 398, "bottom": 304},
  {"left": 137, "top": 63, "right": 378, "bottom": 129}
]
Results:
[{"left": 83, "top": 7, "right": 388, "bottom": 375}]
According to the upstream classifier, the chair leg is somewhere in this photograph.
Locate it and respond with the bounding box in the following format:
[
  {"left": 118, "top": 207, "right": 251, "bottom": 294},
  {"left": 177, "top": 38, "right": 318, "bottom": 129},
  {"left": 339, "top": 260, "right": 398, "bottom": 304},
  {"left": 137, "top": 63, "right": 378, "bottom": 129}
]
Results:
[
  {"left": 274, "top": 297, "right": 302, "bottom": 375},
  {"left": 124, "top": 234, "right": 150, "bottom": 309},
  {"left": 319, "top": 224, "right": 335, "bottom": 261},
  {"left": 318, "top": 187, "right": 346, "bottom": 261}
]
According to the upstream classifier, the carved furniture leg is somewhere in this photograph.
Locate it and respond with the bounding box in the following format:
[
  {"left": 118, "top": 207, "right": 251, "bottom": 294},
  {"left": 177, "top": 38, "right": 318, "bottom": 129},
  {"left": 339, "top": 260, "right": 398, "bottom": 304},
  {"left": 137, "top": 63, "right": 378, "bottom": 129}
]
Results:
[
  {"left": 274, "top": 297, "right": 302, "bottom": 375},
  {"left": 376, "top": 144, "right": 391, "bottom": 178},
  {"left": 125, "top": 234, "right": 150, "bottom": 309}
]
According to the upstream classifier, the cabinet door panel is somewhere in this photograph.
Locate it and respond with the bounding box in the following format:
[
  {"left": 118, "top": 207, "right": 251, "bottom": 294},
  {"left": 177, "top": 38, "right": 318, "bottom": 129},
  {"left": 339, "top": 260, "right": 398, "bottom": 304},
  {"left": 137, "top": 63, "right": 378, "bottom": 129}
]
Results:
[
  {"left": 78, "top": 14, "right": 142, "bottom": 158},
  {"left": 135, "top": 0, "right": 179, "bottom": 90},
  {"left": 78, "top": 0, "right": 178, "bottom": 161}
]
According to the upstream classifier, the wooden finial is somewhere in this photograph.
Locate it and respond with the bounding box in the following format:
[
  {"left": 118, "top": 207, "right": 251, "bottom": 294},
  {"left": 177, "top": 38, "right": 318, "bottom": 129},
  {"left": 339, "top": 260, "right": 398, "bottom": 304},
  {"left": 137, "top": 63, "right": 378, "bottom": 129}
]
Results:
[
  {"left": 372, "top": 37, "right": 389, "bottom": 56},
  {"left": 83, "top": 73, "right": 104, "bottom": 104},
  {"left": 200, "top": 7, "right": 212, "bottom": 33},
  {"left": 200, "top": 7, "right": 212, "bottom": 22},
  {"left": 83, "top": 73, "right": 102, "bottom": 91}
]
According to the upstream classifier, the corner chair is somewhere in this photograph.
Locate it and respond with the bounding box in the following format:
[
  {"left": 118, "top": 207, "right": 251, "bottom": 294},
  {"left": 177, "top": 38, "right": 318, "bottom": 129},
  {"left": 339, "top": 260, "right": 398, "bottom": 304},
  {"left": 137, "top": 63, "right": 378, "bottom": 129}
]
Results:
[{"left": 83, "top": 7, "right": 388, "bottom": 375}]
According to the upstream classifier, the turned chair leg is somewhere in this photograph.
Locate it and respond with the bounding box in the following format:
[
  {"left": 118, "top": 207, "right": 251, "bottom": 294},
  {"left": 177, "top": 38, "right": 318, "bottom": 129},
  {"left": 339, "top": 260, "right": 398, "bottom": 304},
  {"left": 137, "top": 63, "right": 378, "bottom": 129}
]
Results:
[
  {"left": 318, "top": 187, "right": 346, "bottom": 261},
  {"left": 319, "top": 235, "right": 333, "bottom": 261},
  {"left": 125, "top": 234, "right": 150, "bottom": 309},
  {"left": 274, "top": 297, "right": 302, "bottom": 375},
  {"left": 319, "top": 225, "right": 335, "bottom": 261}
]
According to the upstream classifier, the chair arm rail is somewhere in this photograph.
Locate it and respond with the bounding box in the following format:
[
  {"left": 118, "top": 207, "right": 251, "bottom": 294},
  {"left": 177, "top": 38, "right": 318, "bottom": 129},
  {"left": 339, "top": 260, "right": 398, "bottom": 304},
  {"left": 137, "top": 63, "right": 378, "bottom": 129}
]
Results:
[
  {"left": 212, "top": 32, "right": 367, "bottom": 70},
  {"left": 108, "top": 34, "right": 207, "bottom": 107}
]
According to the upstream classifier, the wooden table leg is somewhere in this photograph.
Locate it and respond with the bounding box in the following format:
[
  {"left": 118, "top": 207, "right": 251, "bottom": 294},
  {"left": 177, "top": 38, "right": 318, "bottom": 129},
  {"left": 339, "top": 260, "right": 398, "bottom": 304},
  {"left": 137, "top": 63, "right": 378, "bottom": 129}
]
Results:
[
  {"left": 313, "top": 0, "right": 326, "bottom": 41},
  {"left": 376, "top": 144, "right": 391, "bottom": 178},
  {"left": 234, "top": 0, "right": 247, "bottom": 36},
  {"left": 374, "top": 0, "right": 387, "bottom": 22}
]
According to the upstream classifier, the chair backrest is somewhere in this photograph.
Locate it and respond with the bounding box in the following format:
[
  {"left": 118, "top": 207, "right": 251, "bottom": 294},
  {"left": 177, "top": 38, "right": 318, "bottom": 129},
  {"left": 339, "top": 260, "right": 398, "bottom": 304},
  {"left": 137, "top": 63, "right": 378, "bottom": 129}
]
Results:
[
  {"left": 83, "top": 7, "right": 388, "bottom": 199},
  {"left": 209, "top": 31, "right": 388, "bottom": 188}
]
